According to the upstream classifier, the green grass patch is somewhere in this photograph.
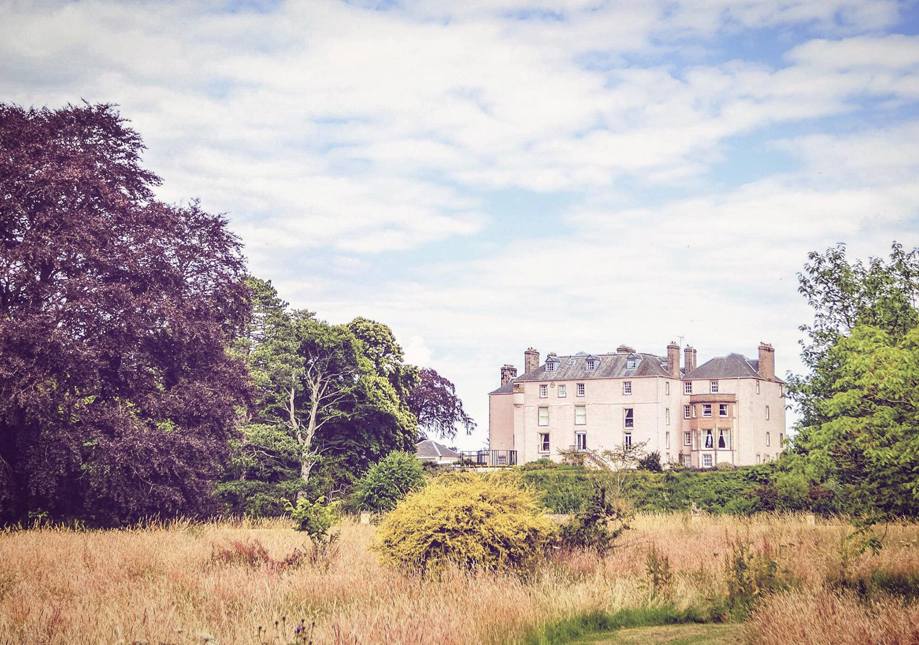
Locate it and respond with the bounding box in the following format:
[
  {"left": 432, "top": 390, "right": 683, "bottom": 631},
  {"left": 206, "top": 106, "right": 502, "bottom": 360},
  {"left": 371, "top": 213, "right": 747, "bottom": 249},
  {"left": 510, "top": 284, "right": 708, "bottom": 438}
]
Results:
[{"left": 523, "top": 605, "right": 724, "bottom": 645}]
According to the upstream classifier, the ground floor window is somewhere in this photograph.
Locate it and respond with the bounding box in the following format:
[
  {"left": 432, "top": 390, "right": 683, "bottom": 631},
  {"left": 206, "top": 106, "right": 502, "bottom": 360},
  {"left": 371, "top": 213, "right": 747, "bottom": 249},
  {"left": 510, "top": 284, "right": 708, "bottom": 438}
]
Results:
[
  {"left": 702, "top": 454, "right": 713, "bottom": 468},
  {"left": 683, "top": 431, "right": 691, "bottom": 446},
  {"left": 538, "top": 433, "right": 550, "bottom": 453},
  {"left": 624, "top": 432, "right": 632, "bottom": 449},
  {"left": 682, "top": 454, "right": 692, "bottom": 467},
  {"left": 704, "top": 429, "right": 713, "bottom": 448},
  {"left": 576, "top": 431, "right": 587, "bottom": 451},
  {"left": 718, "top": 428, "right": 729, "bottom": 449}
]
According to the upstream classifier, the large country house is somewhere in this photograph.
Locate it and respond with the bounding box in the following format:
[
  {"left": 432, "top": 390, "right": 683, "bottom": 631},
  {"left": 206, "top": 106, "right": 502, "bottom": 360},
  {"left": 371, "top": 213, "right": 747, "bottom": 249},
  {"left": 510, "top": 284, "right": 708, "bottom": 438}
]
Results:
[{"left": 489, "top": 342, "right": 786, "bottom": 468}]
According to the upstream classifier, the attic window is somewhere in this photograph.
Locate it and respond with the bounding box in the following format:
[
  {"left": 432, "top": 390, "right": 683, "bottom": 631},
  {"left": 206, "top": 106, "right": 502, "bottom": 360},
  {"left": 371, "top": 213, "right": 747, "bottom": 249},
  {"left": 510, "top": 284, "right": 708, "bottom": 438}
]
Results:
[
  {"left": 546, "top": 361, "right": 558, "bottom": 372},
  {"left": 586, "top": 358, "right": 598, "bottom": 370},
  {"left": 626, "top": 357, "right": 638, "bottom": 369}
]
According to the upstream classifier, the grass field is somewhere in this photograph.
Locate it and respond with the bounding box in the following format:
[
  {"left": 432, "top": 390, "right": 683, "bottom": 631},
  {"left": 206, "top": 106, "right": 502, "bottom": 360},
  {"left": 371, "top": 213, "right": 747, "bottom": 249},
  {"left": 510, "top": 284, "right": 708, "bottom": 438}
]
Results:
[{"left": 1, "top": 513, "right": 917, "bottom": 644}]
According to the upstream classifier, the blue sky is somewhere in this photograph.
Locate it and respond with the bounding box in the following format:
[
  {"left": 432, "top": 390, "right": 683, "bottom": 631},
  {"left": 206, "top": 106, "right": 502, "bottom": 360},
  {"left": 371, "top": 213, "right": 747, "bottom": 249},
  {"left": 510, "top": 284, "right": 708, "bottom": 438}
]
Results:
[{"left": 3, "top": 0, "right": 919, "bottom": 447}]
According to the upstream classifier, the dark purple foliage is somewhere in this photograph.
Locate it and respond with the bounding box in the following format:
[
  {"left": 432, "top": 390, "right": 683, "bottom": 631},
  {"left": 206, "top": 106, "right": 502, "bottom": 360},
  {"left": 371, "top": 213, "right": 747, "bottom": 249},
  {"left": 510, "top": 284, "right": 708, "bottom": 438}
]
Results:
[
  {"left": 407, "top": 367, "right": 475, "bottom": 441},
  {"left": 0, "top": 103, "right": 251, "bottom": 525}
]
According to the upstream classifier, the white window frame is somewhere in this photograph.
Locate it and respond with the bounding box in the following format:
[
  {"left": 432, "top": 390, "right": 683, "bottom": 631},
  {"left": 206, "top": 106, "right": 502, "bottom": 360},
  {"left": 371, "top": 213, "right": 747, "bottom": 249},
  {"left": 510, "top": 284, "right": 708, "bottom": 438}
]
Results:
[
  {"left": 586, "top": 358, "right": 597, "bottom": 370},
  {"left": 684, "top": 381, "right": 692, "bottom": 394},
  {"left": 683, "top": 405, "right": 691, "bottom": 419},
  {"left": 665, "top": 431, "right": 670, "bottom": 449},
  {"left": 710, "top": 380, "right": 719, "bottom": 393},
  {"left": 702, "top": 403, "right": 712, "bottom": 417},
  {"left": 538, "top": 432, "right": 550, "bottom": 453},
  {"left": 538, "top": 406, "right": 549, "bottom": 427},
  {"left": 576, "top": 431, "right": 587, "bottom": 451},
  {"left": 624, "top": 407, "right": 634, "bottom": 429},
  {"left": 702, "top": 454, "right": 713, "bottom": 468},
  {"left": 719, "top": 403, "right": 728, "bottom": 417},
  {"left": 557, "top": 384, "right": 567, "bottom": 398},
  {"left": 574, "top": 405, "right": 586, "bottom": 426},
  {"left": 576, "top": 383, "right": 585, "bottom": 397},
  {"left": 546, "top": 360, "right": 557, "bottom": 372},
  {"left": 623, "top": 432, "right": 632, "bottom": 448},
  {"left": 718, "top": 428, "right": 729, "bottom": 449},
  {"left": 665, "top": 381, "right": 670, "bottom": 395},
  {"left": 766, "top": 431, "right": 771, "bottom": 446},
  {"left": 682, "top": 454, "right": 692, "bottom": 467},
  {"left": 765, "top": 405, "right": 770, "bottom": 420},
  {"left": 756, "top": 381, "right": 761, "bottom": 394},
  {"left": 539, "top": 384, "right": 548, "bottom": 398},
  {"left": 623, "top": 380, "right": 632, "bottom": 395},
  {"left": 704, "top": 429, "right": 713, "bottom": 449},
  {"left": 665, "top": 408, "right": 670, "bottom": 426},
  {"left": 683, "top": 431, "right": 691, "bottom": 446}
]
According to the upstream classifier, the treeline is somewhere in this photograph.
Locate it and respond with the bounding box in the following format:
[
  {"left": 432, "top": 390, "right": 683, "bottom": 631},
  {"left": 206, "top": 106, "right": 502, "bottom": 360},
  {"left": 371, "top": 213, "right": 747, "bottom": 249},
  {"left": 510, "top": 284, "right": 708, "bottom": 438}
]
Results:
[{"left": 0, "top": 103, "right": 472, "bottom": 526}]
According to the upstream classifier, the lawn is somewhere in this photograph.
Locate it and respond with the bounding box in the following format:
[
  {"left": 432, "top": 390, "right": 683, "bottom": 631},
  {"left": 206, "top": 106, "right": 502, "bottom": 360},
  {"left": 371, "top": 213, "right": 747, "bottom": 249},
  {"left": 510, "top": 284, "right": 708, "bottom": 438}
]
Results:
[{"left": 1, "top": 513, "right": 917, "bottom": 644}]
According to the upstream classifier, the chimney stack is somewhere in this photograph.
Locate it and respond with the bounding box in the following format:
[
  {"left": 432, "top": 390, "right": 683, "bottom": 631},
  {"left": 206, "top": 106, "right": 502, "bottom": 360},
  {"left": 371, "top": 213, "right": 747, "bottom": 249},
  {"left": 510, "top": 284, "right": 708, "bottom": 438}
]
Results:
[
  {"left": 500, "top": 364, "right": 517, "bottom": 386},
  {"left": 667, "top": 341, "right": 680, "bottom": 379},
  {"left": 684, "top": 345, "right": 697, "bottom": 373},
  {"left": 524, "top": 347, "right": 540, "bottom": 374},
  {"left": 758, "top": 342, "right": 775, "bottom": 380}
]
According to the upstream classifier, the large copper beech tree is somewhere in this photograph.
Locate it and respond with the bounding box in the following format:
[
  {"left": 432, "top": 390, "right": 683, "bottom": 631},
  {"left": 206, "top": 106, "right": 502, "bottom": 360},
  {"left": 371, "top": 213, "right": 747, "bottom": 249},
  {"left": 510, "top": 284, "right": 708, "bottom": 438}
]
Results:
[{"left": 0, "top": 103, "right": 251, "bottom": 525}]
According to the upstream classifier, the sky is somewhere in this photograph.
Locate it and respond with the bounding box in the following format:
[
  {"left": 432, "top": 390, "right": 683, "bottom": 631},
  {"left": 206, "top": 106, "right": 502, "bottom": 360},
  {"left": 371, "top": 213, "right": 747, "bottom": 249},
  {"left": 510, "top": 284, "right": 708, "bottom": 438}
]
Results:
[{"left": 3, "top": 0, "right": 919, "bottom": 449}]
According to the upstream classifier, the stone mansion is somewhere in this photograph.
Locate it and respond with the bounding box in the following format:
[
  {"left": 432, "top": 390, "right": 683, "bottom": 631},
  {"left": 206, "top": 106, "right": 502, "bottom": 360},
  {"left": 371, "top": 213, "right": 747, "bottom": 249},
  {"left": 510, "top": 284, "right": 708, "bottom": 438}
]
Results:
[{"left": 488, "top": 342, "right": 786, "bottom": 468}]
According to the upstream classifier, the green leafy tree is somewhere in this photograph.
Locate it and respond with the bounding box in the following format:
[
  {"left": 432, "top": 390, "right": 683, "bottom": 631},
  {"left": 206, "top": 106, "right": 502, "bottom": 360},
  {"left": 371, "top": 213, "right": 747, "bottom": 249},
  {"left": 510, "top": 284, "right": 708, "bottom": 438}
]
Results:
[
  {"left": 352, "top": 451, "right": 426, "bottom": 513},
  {"left": 786, "top": 242, "right": 919, "bottom": 518}
]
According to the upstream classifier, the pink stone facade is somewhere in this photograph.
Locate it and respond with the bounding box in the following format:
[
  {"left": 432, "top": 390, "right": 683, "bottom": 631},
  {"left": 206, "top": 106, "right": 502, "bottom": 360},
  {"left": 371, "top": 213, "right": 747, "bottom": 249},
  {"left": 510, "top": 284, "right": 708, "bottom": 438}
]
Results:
[{"left": 489, "top": 343, "right": 787, "bottom": 469}]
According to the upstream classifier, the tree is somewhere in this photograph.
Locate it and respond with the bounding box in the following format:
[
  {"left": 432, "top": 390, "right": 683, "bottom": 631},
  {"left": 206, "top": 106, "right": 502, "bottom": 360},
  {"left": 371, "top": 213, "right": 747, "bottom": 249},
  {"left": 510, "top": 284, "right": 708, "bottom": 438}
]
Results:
[
  {"left": 0, "top": 103, "right": 250, "bottom": 525},
  {"left": 793, "top": 324, "right": 919, "bottom": 517},
  {"left": 351, "top": 450, "right": 426, "bottom": 513},
  {"left": 408, "top": 367, "right": 476, "bottom": 440},
  {"left": 785, "top": 242, "right": 919, "bottom": 518}
]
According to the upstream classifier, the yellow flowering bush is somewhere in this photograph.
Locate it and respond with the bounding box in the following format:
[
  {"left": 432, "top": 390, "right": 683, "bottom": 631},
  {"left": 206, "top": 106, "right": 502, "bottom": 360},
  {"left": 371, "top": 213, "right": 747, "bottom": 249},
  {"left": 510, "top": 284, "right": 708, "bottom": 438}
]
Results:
[{"left": 375, "top": 474, "right": 556, "bottom": 574}]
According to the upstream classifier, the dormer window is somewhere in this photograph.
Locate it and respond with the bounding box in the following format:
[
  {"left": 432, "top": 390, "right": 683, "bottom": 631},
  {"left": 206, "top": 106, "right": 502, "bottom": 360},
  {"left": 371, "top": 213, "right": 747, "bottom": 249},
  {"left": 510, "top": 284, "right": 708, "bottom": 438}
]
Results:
[
  {"left": 626, "top": 356, "right": 638, "bottom": 369},
  {"left": 546, "top": 360, "right": 558, "bottom": 372},
  {"left": 586, "top": 357, "right": 598, "bottom": 370}
]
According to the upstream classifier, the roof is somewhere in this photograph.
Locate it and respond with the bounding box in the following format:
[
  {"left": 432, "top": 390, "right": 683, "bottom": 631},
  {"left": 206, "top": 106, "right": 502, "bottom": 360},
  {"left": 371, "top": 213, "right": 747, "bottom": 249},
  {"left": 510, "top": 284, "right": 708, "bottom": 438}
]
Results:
[
  {"left": 516, "top": 352, "right": 672, "bottom": 382},
  {"left": 489, "top": 380, "right": 516, "bottom": 395},
  {"left": 685, "top": 353, "right": 782, "bottom": 382},
  {"left": 415, "top": 439, "right": 461, "bottom": 459}
]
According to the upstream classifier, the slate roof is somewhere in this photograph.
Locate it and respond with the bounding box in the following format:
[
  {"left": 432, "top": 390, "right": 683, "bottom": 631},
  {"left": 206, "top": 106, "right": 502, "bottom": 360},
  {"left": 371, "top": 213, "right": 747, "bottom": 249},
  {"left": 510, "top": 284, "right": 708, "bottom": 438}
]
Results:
[
  {"left": 489, "top": 380, "right": 516, "bottom": 395},
  {"left": 519, "top": 352, "right": 671, "bottom": 382},
  {"left": 685, "top": 353, "right": 781, "bottom": 382},
  {"left": 415, "top": 439, "right": 461, "bottom": 459}
]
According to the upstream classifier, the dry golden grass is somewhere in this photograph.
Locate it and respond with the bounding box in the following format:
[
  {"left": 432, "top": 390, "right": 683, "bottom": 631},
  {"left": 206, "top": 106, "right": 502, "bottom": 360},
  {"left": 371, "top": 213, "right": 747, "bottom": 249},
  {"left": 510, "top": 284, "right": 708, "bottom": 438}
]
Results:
[{"left": 0, "top": 513, "right": 916, "bottom": 644}]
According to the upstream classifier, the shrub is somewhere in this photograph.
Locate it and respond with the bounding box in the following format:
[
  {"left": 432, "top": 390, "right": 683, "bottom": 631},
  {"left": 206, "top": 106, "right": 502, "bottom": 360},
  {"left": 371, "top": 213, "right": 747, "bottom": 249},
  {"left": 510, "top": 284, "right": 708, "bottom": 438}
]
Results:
[
  {"left": 645, "top": 543, "right": 674, "bottom": 599},
  {"left": 351, "top": 451, "right": 426, "bottom": 513},
  {"left": 559, "top": 483, "right": 630, "bottom": 554},
  {"left": 375, "top": 474, "right": 556, "bottom": 574},
  {"left": 725, "top": 540, "right": 790, "bottom": 619},
  {"left": 638, "top": 451, "right": 663, "bottom": 472},
  {"left": 288, "top": 497, "right": 338, "bottom": 543}
]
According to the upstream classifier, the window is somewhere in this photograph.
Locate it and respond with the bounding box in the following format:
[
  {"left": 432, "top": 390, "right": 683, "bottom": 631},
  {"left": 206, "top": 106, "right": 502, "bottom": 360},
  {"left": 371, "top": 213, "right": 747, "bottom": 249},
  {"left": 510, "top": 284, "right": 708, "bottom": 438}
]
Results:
[
  {"left": 702, "top": 403, "right": 712, "bottom": 417},
  {"left": 684, "top": 381, "right": 692, "bottom": 394},
  {"left": 626, "top": 357, "right": 637, "bottom": 369},
  {"left": 719, "top": 403, "right": 728, "bottom": 417},
  {"left": 710, "top": 380, "right": 719, "bottom": 393},
  {"left": 576, "top": 432, "right": 587, "bottom": 451},
  {"left": 779, "top": 432, "right": 784, "bottom": 446},
  {"left": 756, "top": 453, "right": 761, "bottom": 464},
  {"left": 683, "top": 405, "right": 691, "bottom": 419},
  {"left": 576, "top": 383, "right": 585, "bottom": 397},
  {"left": 538, "top": 407, "right": 549, "bottom": 427},
  {"left": 665, "top": 431, "right": 670, "bottom": 449},
  {"left": 538, "top": 433, "right": 550, "bottom": 453},
  {"left": 702, "top": 454, "right": 713, "bottom": 468},
  {"left": 682, "top": 454, "right": 692, "bottom": 467},
  {"left": 766, "top": 432, "right": 771, "bottom": 446},
  {"left": 624, "top": 407, "right": 634, "bottom": 428},
  {"left": 765, "top": 405, "right": 770, "bottom": 420},
  {"left": 623, "top": 381, "right": 632, "bottom": 395},
  {"left": 574, "top": 405, "right": 586, "bottom": 426},
  {"left": 623, "top": 432, "right": 632, "bottom": 448},
  {"left": 756, "top": 381, "right": 761, "bottom": 394},
  {"left": 692, "top": 405, "right": 697, "bottom": 418},
  {"left": 665, "top": 381, "right": 670, "bottom": 395},
  {"left": 665, "top": 408, "right": 671, "bottom": 426},
  {"left": 586, "top": 358, "right": 598, "bottom": 370},
  {"left": 557, "top": 384, "right": 567, "bottom": 398},
  {"left": 539, "top": 384, "right": 548, "bottom": 398},
  {"left": 546, "top": 360, "right": 558, "bottom": 372},
  {"left": 718, "top": 428, "right": 729, "bottom": 449},
  {"left": 704, "top": 429, "right": 713, "bottom": 448},
  {"left": 683, "top": 431, "right": 691, "bottom": 446}
]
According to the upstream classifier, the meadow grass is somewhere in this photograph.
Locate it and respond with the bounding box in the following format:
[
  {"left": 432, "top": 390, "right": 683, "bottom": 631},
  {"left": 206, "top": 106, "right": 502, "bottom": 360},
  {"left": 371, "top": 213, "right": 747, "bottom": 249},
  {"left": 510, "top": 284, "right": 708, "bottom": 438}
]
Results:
[{"left": 1, "top": 513, "right": 917, "bottom": 644}]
